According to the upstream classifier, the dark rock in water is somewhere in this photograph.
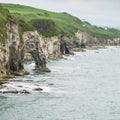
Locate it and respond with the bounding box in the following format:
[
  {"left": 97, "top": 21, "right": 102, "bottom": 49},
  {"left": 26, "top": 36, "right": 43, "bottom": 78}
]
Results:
[
  {"left": 48, "top": 83, "right": 54, "bottom": 86},
  {"left": 33, "top": 88, "right": 43, "bottom": 91},
  {"left": 1, "top": 90, "right": 18, "bottom": 94},
  {"left": 20, "top": 90, "right": 31, "bottom": 94},
  {"left": 0, "top": 90, "right": 30, "bottom": 94}
]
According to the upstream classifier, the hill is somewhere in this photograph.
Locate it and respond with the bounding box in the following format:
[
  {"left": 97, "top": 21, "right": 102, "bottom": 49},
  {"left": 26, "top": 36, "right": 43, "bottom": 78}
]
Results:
[{"left": 2, "top": 3, "right": 120, "bottom": 39}]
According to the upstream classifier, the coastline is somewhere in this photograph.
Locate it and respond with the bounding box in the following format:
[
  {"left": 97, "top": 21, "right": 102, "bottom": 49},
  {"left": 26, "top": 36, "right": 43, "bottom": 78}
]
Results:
[
  {"left": 0, "top": 4, "right": 120, "bottom": 93},
  {"left": 0, "top": 45, "right": 117, "bottom": 93}
]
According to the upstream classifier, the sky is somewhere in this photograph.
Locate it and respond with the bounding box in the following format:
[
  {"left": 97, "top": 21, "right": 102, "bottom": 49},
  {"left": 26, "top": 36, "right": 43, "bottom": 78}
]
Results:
[{"left": 0, "top": 0, "right": 120, "bottom": 28}]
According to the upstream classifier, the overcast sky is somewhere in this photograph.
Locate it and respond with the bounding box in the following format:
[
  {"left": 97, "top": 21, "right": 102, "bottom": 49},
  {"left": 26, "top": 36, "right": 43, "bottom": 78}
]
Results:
[{"left": 0, "top": 0, "right": 120, "bottom": 28}]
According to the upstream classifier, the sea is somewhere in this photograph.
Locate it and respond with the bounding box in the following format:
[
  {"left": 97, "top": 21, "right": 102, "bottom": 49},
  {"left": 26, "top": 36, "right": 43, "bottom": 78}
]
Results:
[{"left": 0, "top": 46, "right": 120, "bottom": 120}]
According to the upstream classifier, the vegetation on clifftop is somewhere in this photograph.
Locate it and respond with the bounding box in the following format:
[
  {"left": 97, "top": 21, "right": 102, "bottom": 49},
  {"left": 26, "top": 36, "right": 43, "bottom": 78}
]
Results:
[
  {"left": 1, "top": 3, "right": 120, "bottom": 39},
  {"left": 0, "top": 5, "right": 11, "bottom": 43}
]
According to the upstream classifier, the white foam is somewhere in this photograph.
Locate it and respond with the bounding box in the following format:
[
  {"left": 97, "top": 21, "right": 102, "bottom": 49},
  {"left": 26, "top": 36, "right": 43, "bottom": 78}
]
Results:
[{"left": 0, "top": 82, "right": 55, "bottom": 94}]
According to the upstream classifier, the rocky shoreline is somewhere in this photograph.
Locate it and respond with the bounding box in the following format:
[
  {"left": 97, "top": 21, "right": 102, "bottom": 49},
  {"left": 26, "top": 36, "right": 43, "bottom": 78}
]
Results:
[
  {"left": 0, "top": 45, "right": 115, "bottom": 94},
  {"left": 0, "top": 18, "right": 120, "bottom": 93},
  {"left": 0, "top": 20, "right": 119, "bottom": 80},
  {"left": 0, "top": 4, "right": 120, "bottom": 94}
]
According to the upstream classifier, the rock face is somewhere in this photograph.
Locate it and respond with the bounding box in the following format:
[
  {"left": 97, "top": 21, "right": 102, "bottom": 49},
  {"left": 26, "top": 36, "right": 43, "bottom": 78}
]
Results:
[
  {"left": 113, "top": 38, "right": 120, "bottom": 45},
  {"left": 8, "top": 24, "right": 27, "bottom": 75},
  {"left": 42, "top": 35, "right": 61, "bottom": 58},
  {"left": 1, "top": 21, "right": 120, "bottom": 80},
  {"left": 75, "top": 30, "right": 120, "bottom": 46},
  {"left": 23, "top": 31, "right": 61, "bottom": 60},
  {"left": 23, "top": 31, "right": 50, "bottom": 72},
  {"left": 60, "top": 37, "right": 70, "bottom": 54},
  {"left": 0, "top": 23, "right": 53, "bottom": 80},
  {"left": 0, "top": 23, "right": 28, "bottom": 79}
]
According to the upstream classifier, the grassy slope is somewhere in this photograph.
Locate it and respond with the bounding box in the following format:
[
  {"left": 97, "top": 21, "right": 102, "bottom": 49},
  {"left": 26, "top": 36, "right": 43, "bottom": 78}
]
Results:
[
  {"left": 2, "top": 3, "right": 120, "bottom": 39},
  {"left": 0, "top": 5, "right": 11, "bottom": 43}
]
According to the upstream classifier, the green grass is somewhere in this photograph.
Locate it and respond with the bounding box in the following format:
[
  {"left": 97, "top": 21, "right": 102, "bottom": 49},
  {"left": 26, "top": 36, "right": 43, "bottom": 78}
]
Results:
[
  {"left": 1, "top": 3, "right": 120, "bottom": 39},
  {"left": 0, "top": 4, "right": 16, "bottom": 44},
  {"left": 0, "top": 5, "right": 9, "bottom": 43}
]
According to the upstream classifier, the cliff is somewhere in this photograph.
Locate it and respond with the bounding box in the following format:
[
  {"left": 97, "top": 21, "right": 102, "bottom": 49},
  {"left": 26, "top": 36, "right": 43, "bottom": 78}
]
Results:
[
  {"left": 0, "top": 6, "right": 50, "bottom": 82},
  {"left": 75, "top": 30, "right": 120, "bottom": 47},
  {"left": 0, "top": 4, "right": 120, "bottom": 82},
  {"left": 0, "top": 6, "right": 28, "bottom": 81}
]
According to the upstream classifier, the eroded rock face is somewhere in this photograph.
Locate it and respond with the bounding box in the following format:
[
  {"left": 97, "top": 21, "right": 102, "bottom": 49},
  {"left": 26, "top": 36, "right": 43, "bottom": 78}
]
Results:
[
  {"left": 75, "top": 30, "right": 120, "bottom": 46},
  {"left": 7, "top": 24, "right": 28, "bottom": 75},
  {"left": 75, "top": 31, "right": 99, "bottom": 47},
  {"left": 23, "top": 31, "right": 50, "bottom": 72},
  {"left": 113, "top": 38, "right": 120, "bottom": 45},
  {"left": 1, "top": 22, "right": 120, "bottom": 81},
  {"left": 60, "top": 35, "right": 76, "bottom": 55},
  {"left": 24, "top": 32, "right": 61, "bottom": 60},
  {"left": 0, "top": 23, "right": 28, "bottom": 79},
  {"left": 43, "top": 36, "right": 61, "bottom": 58},
  {"left": 60, "top": 40, "right": 70, "bottom": 54}
]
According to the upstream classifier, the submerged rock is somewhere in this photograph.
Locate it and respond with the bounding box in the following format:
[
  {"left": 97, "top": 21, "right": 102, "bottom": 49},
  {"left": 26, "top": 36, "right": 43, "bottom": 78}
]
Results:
[
  {"left": 20, "top": 90, "right": 31, "bottom": 94},
  {"left": 33, "top": 87, "right": 43, "bottom": 91},
  {"left": 0, "top": 90, "right": 31, "bottom": 94},
  {"left": 0, "top": 90, "right": 18, "bottom": 94}
]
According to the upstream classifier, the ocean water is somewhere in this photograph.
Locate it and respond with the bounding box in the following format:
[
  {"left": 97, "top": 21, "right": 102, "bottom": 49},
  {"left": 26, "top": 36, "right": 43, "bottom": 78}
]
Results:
[{"left": 0, "top": 46, "right": 120, "bottom": 120}]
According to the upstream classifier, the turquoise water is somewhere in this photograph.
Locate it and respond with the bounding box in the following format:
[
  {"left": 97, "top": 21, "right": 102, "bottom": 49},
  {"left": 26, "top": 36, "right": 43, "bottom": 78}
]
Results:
[{"left": 0, "top": 46, "right": 120, "bottom": 120}]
